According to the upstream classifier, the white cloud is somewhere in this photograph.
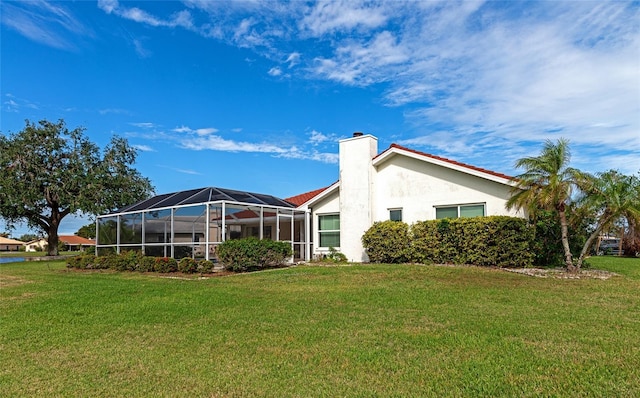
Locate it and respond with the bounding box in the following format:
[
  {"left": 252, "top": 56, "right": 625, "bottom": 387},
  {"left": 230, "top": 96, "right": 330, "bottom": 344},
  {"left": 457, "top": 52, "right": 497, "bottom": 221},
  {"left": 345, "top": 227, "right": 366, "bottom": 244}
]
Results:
[
  {"left": 268, "top": 67, "right": 282, "bottom": 76},
  {"left": 98, "top": 108, "right": 130, "bottom": 115},
  {"left": 285, "top": 52, "right": 300, "bottom": 68},
  {"left": 180, "top": 134, "right": 292, "bottom": 154},
  {"left": 308, "top": 130, "right": 336, "bottom": 145},
  {"left": 97, "top": 0, "right": 118, "bottom": 14},
  {"left": 177, "top": 129, "right": 339, "bottom": 164},
  {"left": 132, "top": 144, "right": 155, "bottom": 152},
  {"left": 195, "top": 128, "right": 218, "bottom": 136},
  {"left": 133, "top": 38, "right": 151, "bottom": 58},
  {"left": 173, "top": 125, "right": 192, "bottom": 133},
  {"left": 172, "top": 126, "right": 218, "bottom": 135},
  {"left": 301, "top": 0, "right": 389, "bottom": 36},
  {"left": 93, "top": 1, "right": 639, "bottom": 173},
  {"left": 98, "top": 0, "right": 194, "bottom": 29},
  {"left": 130, "top": 122, "right": 156, "bottom": 128},
  {"left": 1, "top": 0, "right": 91, "bottom": 50}
]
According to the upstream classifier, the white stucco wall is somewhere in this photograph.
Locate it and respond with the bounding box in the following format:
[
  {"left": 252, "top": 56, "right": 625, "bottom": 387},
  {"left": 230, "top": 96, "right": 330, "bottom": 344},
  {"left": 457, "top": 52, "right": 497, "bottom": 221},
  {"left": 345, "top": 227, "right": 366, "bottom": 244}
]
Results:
[
  {"left": 310, "top": 188, "right": 340, "bottom": 256},
  {"left": 338, "top": 135, "right": 378, "bottom": 262},
  {"left": 374, "top": 155, "right": 523, "bottom": 223},
  {"left": 306, "top": 135, "right": 525, "bottom": 263}
]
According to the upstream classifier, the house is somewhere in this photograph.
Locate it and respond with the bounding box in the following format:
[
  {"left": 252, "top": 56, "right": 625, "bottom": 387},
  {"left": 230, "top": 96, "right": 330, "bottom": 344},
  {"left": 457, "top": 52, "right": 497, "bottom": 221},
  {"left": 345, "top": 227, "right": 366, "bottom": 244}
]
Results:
[
  {"left": 25, "top": 238, "right": 46, "bottom": 252},
  {"left": 0, "top": 236, "right": 25, "bottom": 251},
  {"left": 59, "top": 235, "right": 96, "bottom": 251},
  {"left": 25, "top": 236, "right": 95, "bottom": 252},
  {"left": 96, "top": 133, "right": 523, "bottom": 262},
  {"left": 288, "top": 133, "right": 524, "bottom": 262}
]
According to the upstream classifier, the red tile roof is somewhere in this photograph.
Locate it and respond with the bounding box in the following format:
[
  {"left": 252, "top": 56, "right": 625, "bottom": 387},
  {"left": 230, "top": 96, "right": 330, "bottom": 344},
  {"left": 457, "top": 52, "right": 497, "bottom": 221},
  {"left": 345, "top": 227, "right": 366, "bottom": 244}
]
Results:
[
  {"left": 379, "top": 144, "right": 513, "bottom": 180},
  {"left": 285, "top": 186, "right": 331, "bottom": 206},
  {"left": 59, "top": 235, "right": 96, "bottom": 245}
]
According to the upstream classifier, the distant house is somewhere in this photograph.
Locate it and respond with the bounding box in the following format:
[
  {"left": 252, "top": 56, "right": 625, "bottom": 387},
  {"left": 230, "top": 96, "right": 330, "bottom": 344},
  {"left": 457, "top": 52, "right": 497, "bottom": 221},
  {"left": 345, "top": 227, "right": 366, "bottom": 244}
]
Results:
[
  {"left": 96, "top": 133, "right": 524, "bottom": 262},
  {"left": 59, "top": 235, "right": 96, "bottom": 251},
  {"left": 25, "top": 236, "right": 95, "bottom": 252},
  {"left": 0, "top": 236, "right": 25, "bottom": 251},
  {"left": 25, "top": 239, "right": 46, "bottom": 252}
]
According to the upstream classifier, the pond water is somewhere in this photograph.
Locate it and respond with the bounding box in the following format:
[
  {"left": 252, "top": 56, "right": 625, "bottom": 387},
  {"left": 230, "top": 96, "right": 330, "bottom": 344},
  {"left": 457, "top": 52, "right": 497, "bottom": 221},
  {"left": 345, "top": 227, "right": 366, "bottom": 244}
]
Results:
[{"left": 0, "top": 257, "right": 25, "bottom": 264}]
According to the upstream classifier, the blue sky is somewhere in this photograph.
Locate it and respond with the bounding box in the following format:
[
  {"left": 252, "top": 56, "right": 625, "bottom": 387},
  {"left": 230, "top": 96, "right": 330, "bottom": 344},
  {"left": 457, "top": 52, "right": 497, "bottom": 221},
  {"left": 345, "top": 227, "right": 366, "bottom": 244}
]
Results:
[{"left": 1, "top": 0, "right": 639, "bottom": 237}]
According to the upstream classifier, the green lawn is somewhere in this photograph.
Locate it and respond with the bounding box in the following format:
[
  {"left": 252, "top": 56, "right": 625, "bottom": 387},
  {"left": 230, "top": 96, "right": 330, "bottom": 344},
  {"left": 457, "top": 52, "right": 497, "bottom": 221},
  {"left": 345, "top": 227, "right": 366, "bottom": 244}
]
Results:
[{"left": 1, "top": 257, "right": 639, "bottom": 397}]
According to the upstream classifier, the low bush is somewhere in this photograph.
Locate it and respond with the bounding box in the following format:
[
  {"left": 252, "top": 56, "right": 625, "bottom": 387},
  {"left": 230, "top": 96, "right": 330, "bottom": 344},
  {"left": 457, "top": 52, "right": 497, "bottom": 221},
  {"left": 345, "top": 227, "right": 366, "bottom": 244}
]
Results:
[
  {"left": 178, "top": 257, "right": 198, "bottom": 273},
  {"left": 66, "top": 254, "right": 97, "bottom": 269},
  {"left": 137, "top": 256, "right": 156, "bottom": 272},
  {"left": 197, "top": 259, "right": 214, "bottom": 273},
  {"left": 217, "top": 238, "right": 292, "bottom": 272},
  {"left": 153, "top": 257, "right": 178, "bottom": 273}
]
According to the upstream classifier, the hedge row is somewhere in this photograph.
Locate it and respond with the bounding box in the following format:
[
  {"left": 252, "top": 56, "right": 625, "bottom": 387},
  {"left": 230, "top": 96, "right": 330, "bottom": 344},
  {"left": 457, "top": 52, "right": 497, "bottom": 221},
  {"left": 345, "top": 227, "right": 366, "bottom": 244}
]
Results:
[
  {"left": 67, "top": 251, "right": 214, "bottom": 273},
  {"left": 67, "top": 238, "right": 293, "bottom": 273},
  {"left": 362, "top": 216, "right": 534, "bottom": 267}
]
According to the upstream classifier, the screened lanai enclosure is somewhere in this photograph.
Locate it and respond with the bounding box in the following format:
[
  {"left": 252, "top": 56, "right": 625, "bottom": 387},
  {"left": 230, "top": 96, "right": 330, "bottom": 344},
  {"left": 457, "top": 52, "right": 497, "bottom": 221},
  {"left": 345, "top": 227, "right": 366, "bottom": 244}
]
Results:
[{"left": 96, "top": 187, "right": 310, "bottom": 262}]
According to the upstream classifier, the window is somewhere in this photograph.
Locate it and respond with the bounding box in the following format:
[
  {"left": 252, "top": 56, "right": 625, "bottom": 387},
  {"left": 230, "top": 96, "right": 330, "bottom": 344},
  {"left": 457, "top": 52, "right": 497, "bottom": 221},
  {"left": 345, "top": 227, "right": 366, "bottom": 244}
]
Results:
[
  {"left": 319, "top": 214, "right": 340, "bottom": 248},
  {"left": 435, "top": 204, "right": 485, "bottom": 219},
  {"left": 389, "top": 209, "right": 403, "bottom": 222}
]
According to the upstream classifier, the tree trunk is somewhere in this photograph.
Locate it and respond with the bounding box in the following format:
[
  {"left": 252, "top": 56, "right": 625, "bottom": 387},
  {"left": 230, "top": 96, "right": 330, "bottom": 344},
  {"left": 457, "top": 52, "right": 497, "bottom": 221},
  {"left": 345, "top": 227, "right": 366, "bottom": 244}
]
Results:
[
  {"left": 576, "top": 214, "right": 613, "bottom": 269},
  {"left": 47, "top": 215, "right": 61, "bottom": 256},
  {"left": 558, "top": 209, "right": 576, "bottom": 272}
]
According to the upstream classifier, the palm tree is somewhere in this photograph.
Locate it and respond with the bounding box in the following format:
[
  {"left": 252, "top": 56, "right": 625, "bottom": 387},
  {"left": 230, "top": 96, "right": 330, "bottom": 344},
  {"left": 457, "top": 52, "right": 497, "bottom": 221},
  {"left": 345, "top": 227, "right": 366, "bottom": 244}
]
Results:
[
  {"left": 573, "top": 170, "right": 640, "bottom": 267},
  {"left": 506, "top": 138, "right": 587, "bottom": 272}
]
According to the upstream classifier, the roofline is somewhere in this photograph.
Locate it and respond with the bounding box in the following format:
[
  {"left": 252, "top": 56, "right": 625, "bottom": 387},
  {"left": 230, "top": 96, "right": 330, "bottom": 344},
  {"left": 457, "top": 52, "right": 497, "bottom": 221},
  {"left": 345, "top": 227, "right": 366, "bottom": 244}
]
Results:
[
  {"left": 294, "top": 181, "right": 340, "bottom": 208},
  {"left": 374, "top": 144, "right": 516, "bottom": 186},
  {"left": 97, "top": 199, "right": 303, "bottom": 219}
]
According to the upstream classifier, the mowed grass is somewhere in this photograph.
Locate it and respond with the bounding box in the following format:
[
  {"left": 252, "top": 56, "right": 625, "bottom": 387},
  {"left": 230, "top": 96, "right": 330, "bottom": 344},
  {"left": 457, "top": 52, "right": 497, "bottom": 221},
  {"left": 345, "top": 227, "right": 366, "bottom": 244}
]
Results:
[{"left": 1, "top": 258, "right": 639, "bottom": 397}]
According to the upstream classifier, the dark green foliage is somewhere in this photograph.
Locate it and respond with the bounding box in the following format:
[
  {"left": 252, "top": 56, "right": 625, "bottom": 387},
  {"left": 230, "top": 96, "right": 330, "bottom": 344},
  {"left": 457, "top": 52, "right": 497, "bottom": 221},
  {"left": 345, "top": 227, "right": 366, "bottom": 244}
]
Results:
[
  {"left": 361, "top": 221, "right": 411, "bottom": 263},
  {"left": 531, "top": 210, "right": 591, "bottom": 267},
  {"left": 197, "top": 259, "right": 214, "bottom": 273},
  {"left": 153, "top": 257, "right": 178, "bottom": 273},
  {"left": 314, "top": 247, "right": 348, "bottom": 264},
  {"left": 66, "top": 254, "right": 96, "bottom": 269},
  {"left": 327, "top": 247, "right": 348, "bottom": 263},
  {"left": 67, "top": 252, "right": 204, "bottom": 273},
  {"left": 363, "top": 216, "right": 534, "bottom": 267},
  {"left": 0, "top": 119, "right": 153, "bottom": 255},
  {"left": 76, "top": 223, "right": 96, "bottom": 239},
  {"left": 178, "top": 257, "right": 198, "bottom": 273},
  {"left": 409, "top": 221, "right": 439, "bottom": 264},
  {"left": 217, "top": 237, "right": 293, "bottom": 272},
  {"left": 137, "top": 256, "right": 156, "bottom": 272}
]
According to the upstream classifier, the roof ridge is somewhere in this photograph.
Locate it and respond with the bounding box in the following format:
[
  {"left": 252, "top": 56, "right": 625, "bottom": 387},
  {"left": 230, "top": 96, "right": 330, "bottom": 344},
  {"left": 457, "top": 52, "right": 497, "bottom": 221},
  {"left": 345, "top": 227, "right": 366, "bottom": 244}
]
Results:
[{"left": 386, "top": 143, "right": 513, "bottom": 180}]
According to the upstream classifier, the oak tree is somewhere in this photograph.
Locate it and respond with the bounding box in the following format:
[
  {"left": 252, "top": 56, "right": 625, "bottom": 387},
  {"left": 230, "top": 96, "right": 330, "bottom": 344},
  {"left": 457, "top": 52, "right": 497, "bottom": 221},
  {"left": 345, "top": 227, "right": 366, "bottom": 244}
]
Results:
[{"left": 0, "top": 119, "right": 153, "bottom": 255}]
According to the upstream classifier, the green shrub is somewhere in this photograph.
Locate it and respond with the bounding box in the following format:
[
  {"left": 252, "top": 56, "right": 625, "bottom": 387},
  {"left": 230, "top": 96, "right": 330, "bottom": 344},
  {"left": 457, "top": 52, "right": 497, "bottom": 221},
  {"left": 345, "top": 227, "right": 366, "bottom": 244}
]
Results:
[
  {"left": 363, "top": 216, "right": 534, "bottom": 267},
  {"left": 137, "top": 256, "right": 156, "bottom": 272},
  {"left": 153, "top": 257, "right": 178, "bottom": 273},
  {"left": 178, "top": 257, "right": 198, "bottom": 273},
  {"left": 531, "top": 209, "right": 592, "bottom": 267},
  {"left": 410, "top": 221, "right": 440, "bottom": 264},
  {"left": 361, "top": 221, "right": 411, "bottom": 263},
  {"left": 327, "top": 247, "right": 348, "bottom": 263},
  {"left": 217, "top": 238, "right": 292, "bottom": 272},
  {"left": 66, "top": 254, "right": 97, "bottom": 269},
  {"left": 197, "top": 259, "right": 214, "bottom": 273},
  {"left": 115, "top": 251, "right": 143, "bottom": 271}
]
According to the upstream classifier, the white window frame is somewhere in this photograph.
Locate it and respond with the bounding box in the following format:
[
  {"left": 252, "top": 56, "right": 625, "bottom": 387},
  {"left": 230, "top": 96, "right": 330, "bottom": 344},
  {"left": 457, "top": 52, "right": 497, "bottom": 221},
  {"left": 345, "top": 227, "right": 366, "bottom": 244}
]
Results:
[{"left": 318, "top": 213, "right": 340, "bottom": 248}]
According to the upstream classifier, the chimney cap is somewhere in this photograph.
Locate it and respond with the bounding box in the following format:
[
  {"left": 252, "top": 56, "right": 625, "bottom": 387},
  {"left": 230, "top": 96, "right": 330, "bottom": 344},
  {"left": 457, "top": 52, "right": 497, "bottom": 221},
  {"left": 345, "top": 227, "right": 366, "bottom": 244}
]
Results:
[{"left": 353, "top": 132, "right": 364, "bottom": 137}]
